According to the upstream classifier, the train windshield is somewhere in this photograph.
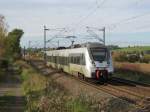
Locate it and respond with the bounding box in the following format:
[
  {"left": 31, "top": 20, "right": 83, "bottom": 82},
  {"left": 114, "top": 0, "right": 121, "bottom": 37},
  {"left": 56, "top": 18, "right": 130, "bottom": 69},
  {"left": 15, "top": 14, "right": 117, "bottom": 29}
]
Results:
[{"left": 90, "top": 48, "right": 108, "bottom": 62}]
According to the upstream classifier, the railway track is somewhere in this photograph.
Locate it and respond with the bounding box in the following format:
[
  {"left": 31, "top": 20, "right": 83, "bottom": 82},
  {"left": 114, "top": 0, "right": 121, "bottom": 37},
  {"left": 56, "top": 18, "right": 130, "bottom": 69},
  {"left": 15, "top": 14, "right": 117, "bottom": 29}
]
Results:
[
  {"left": 29, "top": 60, "right": 150, "bottom": 107},
  {"left": 67, "top": 75, "right": 149, "bottom": 106},
  {"left": 111, "top": 77, "right": 150, "bottom": 87}
]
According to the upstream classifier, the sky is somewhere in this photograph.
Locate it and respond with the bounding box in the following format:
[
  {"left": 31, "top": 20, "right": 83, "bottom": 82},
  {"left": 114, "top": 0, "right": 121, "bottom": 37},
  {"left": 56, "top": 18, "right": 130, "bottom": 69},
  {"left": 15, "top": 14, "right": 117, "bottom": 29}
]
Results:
[{"left": 0, "top": 0, "right": 150, "bottom": 47}]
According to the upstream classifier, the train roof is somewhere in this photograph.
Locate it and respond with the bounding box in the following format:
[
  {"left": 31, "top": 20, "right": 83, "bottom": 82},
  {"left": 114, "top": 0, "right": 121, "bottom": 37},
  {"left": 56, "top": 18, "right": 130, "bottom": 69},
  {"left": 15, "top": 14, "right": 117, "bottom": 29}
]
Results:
[
  {"left": 66, "top": 42, "right": 106, "bottom": 48},
  {"left": 46, "top": 42, "right": 107, "bottom": 53},
  {"left": 80, "top": 42, "right": 106, "bottom": 48}
]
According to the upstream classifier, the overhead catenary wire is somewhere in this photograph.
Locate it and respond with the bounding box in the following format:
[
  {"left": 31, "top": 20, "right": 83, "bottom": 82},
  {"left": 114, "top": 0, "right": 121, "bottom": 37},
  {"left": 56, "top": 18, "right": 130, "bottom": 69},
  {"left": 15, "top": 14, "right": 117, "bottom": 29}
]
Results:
[
  {"left": 70, "top": 0, "right": 144, "bottom": 30},
  {"left": 71, "top": 0, "right": 108, "bottom": 32},
  {"left": 107, "top": 11, "right": 150, "bottom": 30},
  {"left": 68, "top": 0, "right": 147, "bottom": 34},
  {"left": 46, "top": 0, "right": 150, "bottom": 47}
]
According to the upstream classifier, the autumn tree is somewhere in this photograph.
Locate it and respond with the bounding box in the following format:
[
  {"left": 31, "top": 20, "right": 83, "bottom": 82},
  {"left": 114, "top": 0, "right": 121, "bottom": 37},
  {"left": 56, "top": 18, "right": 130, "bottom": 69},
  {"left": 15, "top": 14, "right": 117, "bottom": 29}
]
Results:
[
  {"left": 5, "top": 29, "right": 24, "bottom": 59},
  {"left": 0, "top": 15, "right": 7, "bottom": 57},
  {"left": 0, "top": 14, "right": 24, "bottom": 60}
]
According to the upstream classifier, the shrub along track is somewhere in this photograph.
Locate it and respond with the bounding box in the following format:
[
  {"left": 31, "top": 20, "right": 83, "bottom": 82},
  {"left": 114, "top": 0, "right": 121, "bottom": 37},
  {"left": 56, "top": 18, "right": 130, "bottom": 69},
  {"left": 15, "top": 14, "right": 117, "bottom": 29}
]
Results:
[{"left": 29, "top": 59, "right": 150, "bottom": 108}]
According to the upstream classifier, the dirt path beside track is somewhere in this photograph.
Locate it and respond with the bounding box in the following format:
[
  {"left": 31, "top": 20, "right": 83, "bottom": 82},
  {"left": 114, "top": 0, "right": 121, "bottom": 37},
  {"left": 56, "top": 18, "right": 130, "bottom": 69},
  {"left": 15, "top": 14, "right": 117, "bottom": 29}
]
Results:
[{"left": 0, "top": 69, "right": 26, "bottom": 112}]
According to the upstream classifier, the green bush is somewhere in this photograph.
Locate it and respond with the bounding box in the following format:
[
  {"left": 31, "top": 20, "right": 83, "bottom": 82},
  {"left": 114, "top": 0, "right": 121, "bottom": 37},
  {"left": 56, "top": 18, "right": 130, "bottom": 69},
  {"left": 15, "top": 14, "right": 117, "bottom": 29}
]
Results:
[
  {"left": 114, "top": 52, "right": 150, "bottom": 63},
  {"left": 142, "top": 55, "right": 150, "bottom": 63},
  {"left": 114, "top": 53, "right": 128, "bottom": 62},
  {"left": 0, "top": 59, "right": 9, "bottom": 69},
  {"left": 114, "top": 69, "right": 150, "bottom": 84},
  {"left": 127, "top": 54, "right": 139, "bottom": 63}
]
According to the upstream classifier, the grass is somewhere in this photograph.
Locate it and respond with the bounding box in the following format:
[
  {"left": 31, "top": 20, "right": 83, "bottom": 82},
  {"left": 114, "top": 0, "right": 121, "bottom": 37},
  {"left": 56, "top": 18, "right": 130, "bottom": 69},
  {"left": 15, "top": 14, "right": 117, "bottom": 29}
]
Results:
[
  {"left": 20, "top": 63, "right": 92, "bottom": 112},
  {"left": 114, "top": 68, "right": 150, "bottom": 84},
  {"left": 0, "top": 69, "right": 4, "bottom": 82},
  {"left": 0, "top": 61, "right": 26, "bottom": 112},
  {"left": 115, "top": 46, "right": 150, "bottom": 52},
  {"left": 114, "top": 61, "right": 150, "bottom": 84},
  {"left": 114, "top": 62, "right": 150, "bottom": 74}
]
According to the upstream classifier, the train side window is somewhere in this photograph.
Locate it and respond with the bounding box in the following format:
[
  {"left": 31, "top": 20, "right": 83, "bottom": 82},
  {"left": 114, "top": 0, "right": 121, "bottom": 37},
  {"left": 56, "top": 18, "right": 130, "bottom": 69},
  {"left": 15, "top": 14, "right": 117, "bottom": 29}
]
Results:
[
  {"left": 57, "top": 56, "right": 59, "bottom": 64},
  {"left": 75, "top": 57, "right": 77, "bottom": 64},
  {"left": 60, "top": 56, "right": 62, "bottom": 64},
  {"left": 69, "top": 56, "right": 71, "bottom": 63},
  {"left": 64, "top": 57, "right": 66, "bottom": 65},
  {"left": 80, "top": 54, "right": 85, "bottom": 65},
  {"left": 74, "top": 57, "right": 77, "bottom": 64},
  {"left": 61, "top": 57, "right": 63, "bottom": 64},
  {"left": 55, "top": 56, "right": 57, "bottom": 63},
  {"left": 66, "top": 57, "right": 68, "bottom": 65},
  {"left": 77, "top": 56, "right": 80, "bottom": 64},
  {"left": 73, "top": 57, "right": 75, "bottom": 64},
  {"left": 62, "top": 57, "right": 64, "bottom": 65},
  {"left": 63, "top": 57, "right": 65, "bottom": 65},
  {"left": 70, "top": 56, "right": 72, "bottom": 63},
  {"left": 51, "top": 56, "right": 53, "bottom": 62},
  {"left": 71, "top": 56, "right": 74, "bottom": 63},
  {"left": 83, "top": 54, "right": 85, "bottom": 65},
  {"left": 64, "top": 57, "right": 65, "bottom": 65},
  {"left": 59, "top": 57, "right": 60, "bottom": 64},
  {"left": 49, "top": 56, "right": 51, "bottom": 62},
  {"left": 74, "top": 57, "right": 76, "bottom": 64},
  {"left": 54, "top": 56, "right": 56, "bottom": 63}
]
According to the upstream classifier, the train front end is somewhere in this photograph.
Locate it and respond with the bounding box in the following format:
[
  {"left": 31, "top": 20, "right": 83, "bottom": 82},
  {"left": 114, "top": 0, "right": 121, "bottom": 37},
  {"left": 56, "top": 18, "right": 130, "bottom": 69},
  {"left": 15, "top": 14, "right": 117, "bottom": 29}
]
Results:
[{"left": 88, "top": 45, "right": 114, "bottom": 81}]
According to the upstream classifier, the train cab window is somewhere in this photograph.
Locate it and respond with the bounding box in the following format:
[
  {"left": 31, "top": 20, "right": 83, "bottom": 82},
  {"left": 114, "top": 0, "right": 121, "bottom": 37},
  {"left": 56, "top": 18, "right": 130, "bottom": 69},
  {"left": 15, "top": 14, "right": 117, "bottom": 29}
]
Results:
[{"left": 91, "top": 48, "right": 108, "bottom": 62}]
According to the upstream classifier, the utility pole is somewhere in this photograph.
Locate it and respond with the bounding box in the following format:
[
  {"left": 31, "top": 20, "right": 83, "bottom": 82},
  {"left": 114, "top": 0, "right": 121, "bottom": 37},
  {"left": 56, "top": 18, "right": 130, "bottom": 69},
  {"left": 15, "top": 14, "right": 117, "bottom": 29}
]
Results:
[
  {"left": 23, "top": 46, "right": 26, "bottom": 60},
  {"left": 57, "top": 40, "right": 59, "bottom": 48},
  {"left": 71, "top": 40, "right": 75, "bottom": 46},
  {"left": 103, "top": 27, "right": 105, "bottom": 45},
  {"left": 28, "top": 41, "right": 31, "bottom": 62},
  {"left": 44, "top": 25, "right": 49, "bottom": 62},
  {"left": 87, "top": 26, "right": 106, "bottom": 45}
]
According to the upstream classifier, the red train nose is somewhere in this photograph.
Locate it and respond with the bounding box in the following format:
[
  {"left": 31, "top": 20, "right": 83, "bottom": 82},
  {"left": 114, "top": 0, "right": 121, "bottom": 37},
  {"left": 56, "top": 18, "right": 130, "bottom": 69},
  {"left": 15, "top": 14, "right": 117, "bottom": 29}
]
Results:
[
  {"left": 96, "top": 70, "right": 100, "bottom": 79},
  {"left": 96, "top": 70, "right": 108, "bottom": 79}
]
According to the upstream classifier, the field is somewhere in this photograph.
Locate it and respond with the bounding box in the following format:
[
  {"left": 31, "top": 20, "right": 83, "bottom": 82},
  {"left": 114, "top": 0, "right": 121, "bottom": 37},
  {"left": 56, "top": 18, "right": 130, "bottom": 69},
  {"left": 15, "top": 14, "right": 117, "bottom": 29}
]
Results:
[
  {"left": 114, "top": 62, "right": 150, "bottom": 74},
  {"left": 115, "top": 46, "right": 150, "bottom": 52},
  {"left": 113, "top": 46, "right": 150, "bottom": 84}
]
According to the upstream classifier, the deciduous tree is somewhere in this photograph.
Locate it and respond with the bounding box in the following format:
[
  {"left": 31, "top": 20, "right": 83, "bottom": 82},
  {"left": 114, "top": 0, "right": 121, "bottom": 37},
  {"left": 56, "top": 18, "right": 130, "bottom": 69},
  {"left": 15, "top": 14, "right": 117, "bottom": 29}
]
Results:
[
  {"left": 6, "top": 29, "right": 24, "bottom": 59},
  {"left": 0, "top": 15, "right": 7, "bottom": 57}
]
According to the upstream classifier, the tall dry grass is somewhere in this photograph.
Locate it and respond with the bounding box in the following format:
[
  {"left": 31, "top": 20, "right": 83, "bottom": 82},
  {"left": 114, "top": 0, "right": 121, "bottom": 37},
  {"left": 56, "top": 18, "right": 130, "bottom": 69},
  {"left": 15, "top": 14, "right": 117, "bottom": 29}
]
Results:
[
  {"left": 114, "top": 62, "right": 150, "bottom": 74},
  {"left": 19, "top": 61, "right": 135, "bottom": 112}
]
